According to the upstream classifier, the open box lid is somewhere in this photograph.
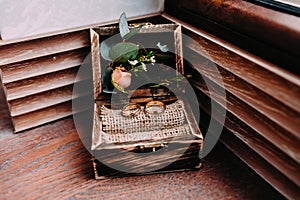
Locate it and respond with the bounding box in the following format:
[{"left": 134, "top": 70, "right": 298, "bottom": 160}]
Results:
[{"left": 90, "top": 23, "right": 184, "bottom": 100}]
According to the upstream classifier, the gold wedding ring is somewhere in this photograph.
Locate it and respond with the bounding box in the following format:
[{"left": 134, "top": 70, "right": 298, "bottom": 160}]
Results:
[
  {"left": 121, "top": 103, "right": 141, "bottom": 118},
  {"left": 145, "top": 101, "right": 166, "bottom": 115}
]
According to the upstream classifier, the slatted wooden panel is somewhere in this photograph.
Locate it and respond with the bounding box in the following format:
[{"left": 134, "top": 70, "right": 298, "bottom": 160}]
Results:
[
  {"left": 161, "top": 14, "right": 300, "bottom": 199},
  {"left": 0, "top": 30, "right": 90, "bottom": 132}
]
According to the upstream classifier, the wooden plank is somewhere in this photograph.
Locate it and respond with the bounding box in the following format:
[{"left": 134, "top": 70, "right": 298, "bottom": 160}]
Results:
[
  {"left": 197, "top": 107, "right": 300, "bottom": 199},
  {"left": 1, "top": 48, "right": 89, "bottom": 84},
  {"left": 165, "top": 0, "right": 300, "bottom": 57},
  {"left": 193, "top": 84, "right": 300, "bottom": 188},
  {"left": 8, "top": 85, "right": 74, "bottom": 117},
  {"left": 90, "top": 29, "right": 102, "bottom": 100},
  {"left": 185, "top": 48, "right": 300, "bottom": 141},
  {"left": 163, "top": 3, "right": 300, "bottom": 75},
  {"left": 162, "top": 14, "right": 300, "bottom": 113},
  {"left": 0, "top": 117, "right": 284, "bottom": 200},
  {"left": 0, "top": 30, "right": 89, "bottom": 65},
  {"left": 4, "top": 67, "right": 79, "bottom": 101},
  {"left": 184, "top": 31, "right": 300, "bottom": 113},
  {"left": 189, "top": 68, "right": 300, "bottom": 163},
  {"left": 220, "top": 127, "right": 300, "bottom": 199},
  {"left": 12, "top": 101, "right": 72, "bottom": 132}
]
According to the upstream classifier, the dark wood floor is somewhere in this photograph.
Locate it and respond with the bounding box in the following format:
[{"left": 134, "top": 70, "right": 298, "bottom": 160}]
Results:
[{"left": 0, "top": 85, "right": 284, "bottom": 199}]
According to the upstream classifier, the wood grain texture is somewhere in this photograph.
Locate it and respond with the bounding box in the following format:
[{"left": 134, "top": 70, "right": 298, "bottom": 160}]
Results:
[
  {"left": 161, "top": 14, "right": 300, "bottom": 198},
  {"left": 0, "top": 97, "right": 284, "bottom": 200},
  {"left": 192, "top": 83, "right": 300, "bottom": 189},
  {"left": 1, "top": 48, "right": 89, "bottom": 84},
  {"left": 164, "top": 0, "right": 300, "bottom": 74},
  {"left": 217, "top": 122, "right": 300, "bottom": 199},
  {"left": 183, "top": 30, "right": 300, "bottom": 113},
  {"left": 90, "top": 29, "right": 102, "bottom": 100},
  {"left": 197, "top": 106, "right": 300, "bottom": 199},
  {"left": 0, "top": 30, "right": 90, "bottom": 66},
  {"left": 8, "top": 85, "right": 74, "bottom": 117},
  {"left": 0, "top": 30, "right": 90, "bottom": 132},
  {"left": 4, "top": 67, "right": 79, "bottom": 101},
  {"left": 92, "top": 142, "right": 201, "bottom": 179},
  {"left": 0, "top": 14, "right": 296, "bottom": 199},
  {"left": 166, "top": 0, "right": 300, "bottom": 55},
  {"left": 220, "top": 132, "right": 300, "bottom": 199},
  {"left": 12, "top": 101, "right": 72, "bottom": 133},
  {"left": 185, "top": 49, "right": 300, "bottom": 161}
]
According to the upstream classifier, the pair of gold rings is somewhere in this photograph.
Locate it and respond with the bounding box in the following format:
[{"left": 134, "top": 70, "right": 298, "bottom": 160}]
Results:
[{"left": 121, "top": 101, "right": 166, "bottom": 118}]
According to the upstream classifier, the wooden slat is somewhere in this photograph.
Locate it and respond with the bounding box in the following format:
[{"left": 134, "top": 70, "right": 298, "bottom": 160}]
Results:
[
  {"left": 221, "top": 133, "right": 300, "bottom": 200},
  {"left": 162, "top": 13, "right": 300, "bottom": 197},
  {"left": 12, "top": 101, "right": 72, "bottom": 132},
  {"left": 185, "top": 49, "right": 300, "bottom": 141},
  {"left": 8, "top": 85, "right": 73, "bottom": 117},
  {"left": 197, "top": 107, "right": 300, "bottom": 199},
  {"left": 184, "top": 31, "right": 300, "bottom": 113},
  {"left": 162, "top": 14, "right": 300, "bottom": 113},
  {"left": 163, "top": 2, "right": 300, "bottom": 75},
  {"left": 192, "top": 82, "right": 300, "bottom": 188},
  {"left": 165, "top": 0, "right": 300, "bottom": 56},
  {"left": 1, "top": 48, "right": 89, "bottom": 84},
  {"left": 4, "top": 67, "right": 79, "bottom": 101},
  {"left": 0, "top": 30, "right": 89, "bottom": 65}
]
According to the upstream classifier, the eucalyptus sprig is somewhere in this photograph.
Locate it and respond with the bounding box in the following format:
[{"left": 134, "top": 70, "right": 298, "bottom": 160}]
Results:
[
  {"left": 100, "top": 13, "right": 143, "bottom": 64},
  {"left": 100, "top": 12, "right": 170, "bottom": 93}
]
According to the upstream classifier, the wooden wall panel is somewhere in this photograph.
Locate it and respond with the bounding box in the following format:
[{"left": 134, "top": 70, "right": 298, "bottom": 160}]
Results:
[
  {"left": 183, "top": 31, "right": 300, "bottom": 114},
  {"left": 4, "top": 67, "right": 79, "bottom": 101},
  {"left": 198, "top": 103, "right": 300, "bottom": 198},
  {"left": 9, "top": 85, "right": 73, "bottom": 117},
  {"left": 1, "top": 48, "right": 89, "bottom": 84},
  {"left": 192, "top": 77, "right": 300, "bottom": 187},
  {"left": 164, "top": 0, "right": 300, "bottom": 74},
  {"left": 0, "top": 31, "right": 90, "bottom": 65},
  {"left": 12, "top": 101, "right": 73, "bottom": 133},
  {"left": 0, "top": 30, "right": 90, "bottom": 132},
  {"left": 161, "top": 13, "right": 300, "bottom": 199},
  {"left": 185, "top": 49, "right": 300, "bottom": 162}
]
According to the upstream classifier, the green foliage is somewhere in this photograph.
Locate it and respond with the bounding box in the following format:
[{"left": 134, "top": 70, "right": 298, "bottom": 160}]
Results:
[
  {"left": 100, "top": 41, "right": 112, "bottom": 61},
  {"left": 109, "top": 42, "right": 139, "bottom": 63},
  {"left": 102, "top": 67, "right": 115, "bottom": 93},
  {"left": 119, "top": 12, "right": 130, "bottom": 38},
  {"left": 101, "top": 12, "right": 143, "bottom": 63},
  {"left": 100, "top": 12, "right": 178, "bottom": 93},
  {"left": 123, "top": 24, "right": 144, "bottom": 40}
]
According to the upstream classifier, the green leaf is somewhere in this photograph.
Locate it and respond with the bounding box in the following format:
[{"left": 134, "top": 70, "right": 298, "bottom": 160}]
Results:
[
  {"left": 109, "top": 42, "right": 139, "bottom": 63},
  {"left": 102, "top": 67, "right": 114, "bottom": 92},
  {"left": 146, "top": 51, "right": 154, "bottom": 57},
  {"left": 119, "top": 12, "right": 130, "bottom": 39},
  {"left": 100, "top": 41, "right": 112, "bottom": 61},
  {"left": 123, "top": 24, "right": 144, "bottom": 40}
]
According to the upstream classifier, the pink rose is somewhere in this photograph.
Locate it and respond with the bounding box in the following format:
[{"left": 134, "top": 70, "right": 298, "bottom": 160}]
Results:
[{"left": 112, "top": 67, "right": 132, "bottom": 89}]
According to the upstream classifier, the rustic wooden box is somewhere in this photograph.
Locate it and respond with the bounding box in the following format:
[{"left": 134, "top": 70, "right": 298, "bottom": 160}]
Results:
[{"left": 90, "top": 23, "right": 203, "bottom": 179}]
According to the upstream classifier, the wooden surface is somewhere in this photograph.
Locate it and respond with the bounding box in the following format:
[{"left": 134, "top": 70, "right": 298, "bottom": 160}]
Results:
[
  {"left": 164, "top": 0, "right": 300, "bottom": 74},
  {"left": 0, "top": 85, "right": 284, "bottom": 199},
  {"left": 0, "top": 30, "right": 90, "bottom": 132},
  {"left": 0, "top": 13, "right": 297, "bottom": 199},
  {"left": 161, "top": 14, "right": 300, "bottom": 199}
]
